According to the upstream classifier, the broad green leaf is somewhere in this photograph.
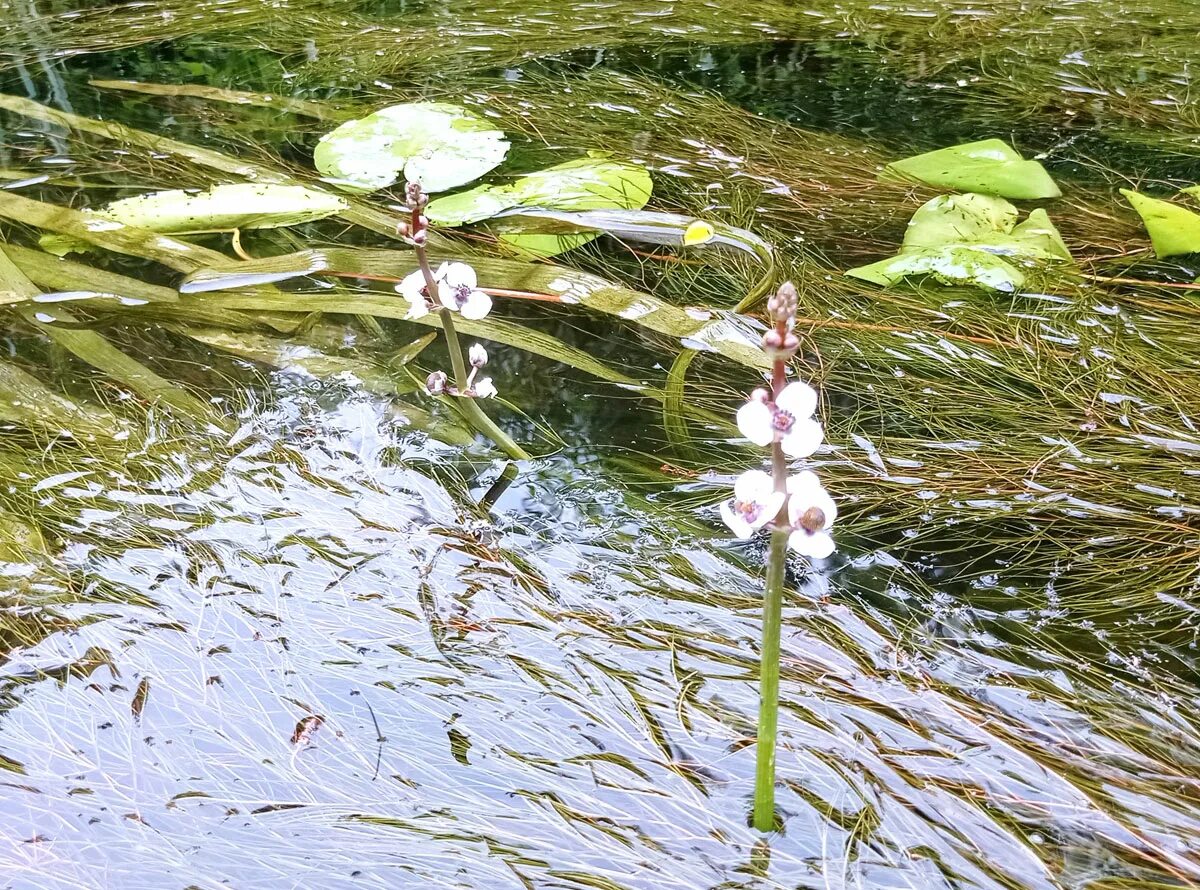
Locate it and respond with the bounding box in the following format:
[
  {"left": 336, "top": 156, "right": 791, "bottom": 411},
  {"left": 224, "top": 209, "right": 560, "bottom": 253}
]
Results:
[
  {"left": 313, "top": 102, "right": 508, "bottom": 193},
  {"left": 1121, "top": 189, "right": 1200, "bottom": 258},
  {"left": 427, "top": 155, "right": 653, "bottom": 257},
  {"left": 426, "top": 155, "right": 653, "bottom": 227},
  {"left": 849, "top": 192, "right": 1071, "bottom": 292},
  {"left": 40, "top": 184, "right": 348, "bottom": 256},
  {"left": 848, "top": 246, "right": 1025, "bottom": 292},
  {"left": 882, "top": 138, "right": 1061, "bottom": 200},
  {"left": 901, "top": 193, "right": 1019, "bottom": 251}
]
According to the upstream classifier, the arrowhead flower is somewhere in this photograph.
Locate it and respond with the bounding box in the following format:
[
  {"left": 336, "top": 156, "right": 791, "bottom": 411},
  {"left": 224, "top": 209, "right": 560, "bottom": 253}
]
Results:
[
  {"left": 435, "top": 262, "right": 493, "bottom": 320},
  {"left": 786, "top": 471, "right": 837, "bottom": 558},
  {"left": 396, "top": 269, "right": 433, "bottom": 319},
  {"left": 736, "top": 381, "right": 823, "bottom": 457},
  {"left": 720, "top": 469, "right": 785, "bottom": 539}
]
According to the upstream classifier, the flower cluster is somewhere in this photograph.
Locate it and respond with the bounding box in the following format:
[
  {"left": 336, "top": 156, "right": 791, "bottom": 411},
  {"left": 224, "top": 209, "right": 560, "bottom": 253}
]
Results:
[
  {"left": 398, "top": 261, "right": 492, "bottom": 321},
  {"left": 721, "top": 282, "right": 837, "bottom": 559},
  {"left": 400, "top": 181, "right": 499, "bottom": 401}
]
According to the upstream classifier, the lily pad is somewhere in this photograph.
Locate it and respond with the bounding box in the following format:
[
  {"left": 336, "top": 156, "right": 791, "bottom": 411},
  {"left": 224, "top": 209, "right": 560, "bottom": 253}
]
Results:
[
  {"left": 847, "top": 192, "right": 1071, "bottom": 292},
  {"left": 1121, "top": 189, "right": 1200, "bottom": 258},
  {"left": 313, "top": 102, "right": 508, "bottom": 193},
  {"left": 882, "top": 139, "right": 1061, "bottom": 200},
  {"left": 39, "top": 183, "right": 347, "bottom": 256},
  {"left": 847, "top": 246, "right": 1025, "bottom": 292}
]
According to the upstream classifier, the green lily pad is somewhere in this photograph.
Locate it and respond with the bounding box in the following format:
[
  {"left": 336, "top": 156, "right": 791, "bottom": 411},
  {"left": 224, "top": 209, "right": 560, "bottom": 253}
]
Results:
[
  {"left": 427, "top": 154, "right": 653, "bottom": 258},
  {"left": 847, "top": 192, "right": 1071, "bottom": 292},
  {"left": 39, "top": 183, "right": 348, "bottom": 256},
  {"left": 849, "top": 246, "right": 1026, "bottom": 292},
  {"left": 313, "top": 102, "right": 509, "bottom": 193},
  {"left": 1121, "top": 189, "right": 1200, "bottom": 258},
  {"left": 882, "top": 139, "right": 1061, "bottom": 200}
]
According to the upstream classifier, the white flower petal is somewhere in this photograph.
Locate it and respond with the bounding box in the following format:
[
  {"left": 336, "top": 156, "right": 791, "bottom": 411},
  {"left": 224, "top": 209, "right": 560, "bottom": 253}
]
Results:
[
  {"left": 397, "top": 269, "right": 427, "bottom": 302},
  {"left": 787, "top": 471, "right": 836, "bottom": 529},
  {"left": 775, "top": 382, "right": 817, "bottom": 420},
  {"left": 473, "top": 377, "right": 497, "bottom": 398},
  {"left": 780, "top": 418, "right": 823, "bottom": 458},
  {"left": 788, "top": 530, "right": 835, "bottom": 559},
  {"left": 460, "top": 289, "right": 493, "bottom": 320},
  {"left": 757, "top": 491, "right": 786, "bottom": 527},
  {"left": 736, "top": 400, "right": 774, "bottom": 446},
  {"left": 436, "top": 279, "right": 459, "bottom": 311},
  {"left": 440, "top": 261, "right": 477, "bottom": 290},
  {"left": 405, "top": 295, "right": 429, "bottom": 320},
  {"left": 720, "top": 500, "right": 755, "bottom": 539},
  {"left": 733, "top": 469, "right": 775, "bottom": 502}
]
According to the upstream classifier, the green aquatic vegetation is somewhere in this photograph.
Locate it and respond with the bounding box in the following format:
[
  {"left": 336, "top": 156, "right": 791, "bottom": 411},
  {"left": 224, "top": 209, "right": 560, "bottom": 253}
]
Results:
[
  {"left": 1121, "top": 188, "right": 1200, "bottom": 258},
  {"left": 846, "top": 193, "right": 1072, "bottom": 292},
  {"left": 39, "top": 183, "right": 349, "bottom": 256},
  {"left": 880, "top": 139, "right": 1060, "bottom": 200},
  {"left": 314, "top": 102, "right": 510, "bottom": 193}
]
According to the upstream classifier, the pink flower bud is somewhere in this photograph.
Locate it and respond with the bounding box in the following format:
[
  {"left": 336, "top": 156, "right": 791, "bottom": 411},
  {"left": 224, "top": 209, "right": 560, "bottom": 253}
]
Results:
[{"left": 425, "top": 370, "right": 448, "bottom": 395}]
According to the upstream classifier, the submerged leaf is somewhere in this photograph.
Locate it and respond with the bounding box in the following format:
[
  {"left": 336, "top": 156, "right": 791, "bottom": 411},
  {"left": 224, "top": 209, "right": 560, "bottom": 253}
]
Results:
[
  {"left": 40, "top": 184, "right": 348, "bottom": 256},
  {"left": 882, "top": 139, "right": 1061, "bottom": 200},
  {"left": 848, "top": 246, "right": 1025, "bottom": 292},
  {"left": 1121, "top": 189, "right": 1200, "bottom": 258},
  {"left": 427, "top": 154, "right": 653, "bottom": 257},
  {"left": 313, "top": 102, "right": 508, "bottom": 193},
  {"left": 848, "top": 192, "right": 1070, "bottom": 292}
]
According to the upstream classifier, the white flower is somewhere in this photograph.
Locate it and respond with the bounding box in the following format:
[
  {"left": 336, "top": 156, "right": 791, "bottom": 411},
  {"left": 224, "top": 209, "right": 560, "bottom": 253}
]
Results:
[
  {"left": 468, "top": 343, "right": 488, "bottom": 367},
  {"left": 435, "top": 262, "right": 492, "bottom": 320},
  {"left": 735, "top": 381, "right": 822, "bottom": 458},
  {"left": 472, "top": 377, "right": 497, "bottom": 398},
  {"left": 719, "top": 469, "right": 785, "bottom": 539},
  {"left": 786, "top": 470, "right": 836, "bottom": 559},
  {"left": 396, "top": 269, "right": 431, "bottom": 319}
]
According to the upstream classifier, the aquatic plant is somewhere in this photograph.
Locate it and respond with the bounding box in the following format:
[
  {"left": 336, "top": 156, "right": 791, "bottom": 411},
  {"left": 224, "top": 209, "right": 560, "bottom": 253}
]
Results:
[{"left": 721, "top": 281, "right": 835, "bottom": 830}]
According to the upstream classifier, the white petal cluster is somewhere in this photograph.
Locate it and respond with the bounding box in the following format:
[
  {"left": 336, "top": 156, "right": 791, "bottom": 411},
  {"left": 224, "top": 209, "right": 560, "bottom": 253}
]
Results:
[
  {"left": 396, "top": 261, "right": 493, "bottom": 320},
  {"left": 721, "top": 379, "right": 836, "bottom": 559}
]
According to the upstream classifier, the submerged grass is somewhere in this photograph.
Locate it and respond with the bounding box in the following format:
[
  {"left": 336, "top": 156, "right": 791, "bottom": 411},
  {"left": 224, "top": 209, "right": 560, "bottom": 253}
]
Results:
[{"left": 2, "top": 6, "right": 1200, "bottom": 888}]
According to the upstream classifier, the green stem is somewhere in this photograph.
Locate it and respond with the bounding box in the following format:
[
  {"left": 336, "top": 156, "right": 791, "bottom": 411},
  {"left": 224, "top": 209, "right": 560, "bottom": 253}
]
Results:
[
  {"left": 754, "top": 344, "right": 792, "bottom": 832},
  {"left": 753, "top": 522, "right": 788, "bottom": 832},
  {"left": 439, "top": 307, "right": 530, "bottom": 461},
  {"left": 413, "top": 237, "right": 529, "bottom": 461}
]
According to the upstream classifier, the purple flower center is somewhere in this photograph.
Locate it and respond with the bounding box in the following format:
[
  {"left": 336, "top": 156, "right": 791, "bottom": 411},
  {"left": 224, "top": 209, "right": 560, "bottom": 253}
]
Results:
[
  {"left": 451, "top": 283, "right": 471, "bottom": 308},
  {"left": 735, "top": 499, "right": 762, "bottom": 524},
  {"left": 772, "top": 408, "right": 795, "bottom": 433}
]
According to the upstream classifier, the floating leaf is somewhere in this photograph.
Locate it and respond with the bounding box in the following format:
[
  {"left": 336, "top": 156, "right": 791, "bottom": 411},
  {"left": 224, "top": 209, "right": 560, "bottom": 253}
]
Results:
[
  {"left": 313, "top": 102, "right": 508, "bottom": 193},
  {"left": 847, "top": 246, "right": 1025, "bottom": 291},
  {"left": 1121, "top": 189, "right": 1200, "bottom": 258},
  {"left": 39, "top": 184, "right": 348, "bottom": 256},
  {"left": 881, "top": 139, "right": 1061, "bottom": 200},
  {"left": 847, "top": 192, "right": 1071, "bottom": 292},
  {"left": 426, "top": 155, "right": 651, "bottom": 227}
]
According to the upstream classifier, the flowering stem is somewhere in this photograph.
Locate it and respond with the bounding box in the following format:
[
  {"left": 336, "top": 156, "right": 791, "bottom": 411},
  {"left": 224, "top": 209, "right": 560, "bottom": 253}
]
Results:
[
  {"left": 412, "top": 237, "right": 529, "bottom": 461},
  {"left": 753, "top": 344, "right": 791, "bottom": 832},
  {"left": 753, "top": 522, "right": 788, "bottom": 831}
]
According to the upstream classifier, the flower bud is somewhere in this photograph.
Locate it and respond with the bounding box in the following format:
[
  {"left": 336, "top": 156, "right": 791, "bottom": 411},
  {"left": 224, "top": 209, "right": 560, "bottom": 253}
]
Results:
[
  {"left": 425, "top": 370, "right": 448, "bottom": 395},
  {"left": 405, "top": 181, "right": 427, "bottom": 208},
  {"left": 410, "top": 228, "right": 427, "bottom": 247},
  {"left": 750, "top": 387, "right": 770, "bottom": 403},
  {"left": 468, "top": 343, "right": 488, "bottom": 368},
  {"left": 767, "top": 281, "right": 798, "bottom": 326}
]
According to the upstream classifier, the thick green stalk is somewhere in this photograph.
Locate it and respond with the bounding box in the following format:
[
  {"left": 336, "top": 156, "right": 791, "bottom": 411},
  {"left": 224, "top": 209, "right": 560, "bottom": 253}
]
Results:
[
  {"left": 753, "top": 500, "right": 788, "bottom": 829},
  {"left": 753, "top": 340, "right": 792, "bottom": 832}
]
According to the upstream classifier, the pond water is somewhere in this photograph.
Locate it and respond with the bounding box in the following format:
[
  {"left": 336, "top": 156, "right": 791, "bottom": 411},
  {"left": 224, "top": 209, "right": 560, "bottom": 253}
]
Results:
[{"left": 2, "top": 1, "right": 1200, "bottom": 888}]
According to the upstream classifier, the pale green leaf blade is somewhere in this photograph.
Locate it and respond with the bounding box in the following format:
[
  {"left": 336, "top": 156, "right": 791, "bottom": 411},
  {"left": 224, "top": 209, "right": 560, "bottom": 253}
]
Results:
[
  {"left": 847, "top": 246, "right": 1025, "bottom": 292},
  {"left": 882, "top": 138, "right": 1061, "bottom": 200},
  {"left": 96, "top": 184, "right": 348, "bottom": 233},
  {"left": 1121, "top": 189, "right": 1200, "bottom": 258},
  {"left": 901, "top": 193, "right": 1019, "bottom": 252}
]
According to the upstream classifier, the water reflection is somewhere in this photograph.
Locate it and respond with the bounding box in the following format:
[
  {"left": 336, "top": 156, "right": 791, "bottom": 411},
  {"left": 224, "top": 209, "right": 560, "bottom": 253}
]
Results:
[{"left": 1, "top": 379, "right": 1197, "bottom": 889}]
